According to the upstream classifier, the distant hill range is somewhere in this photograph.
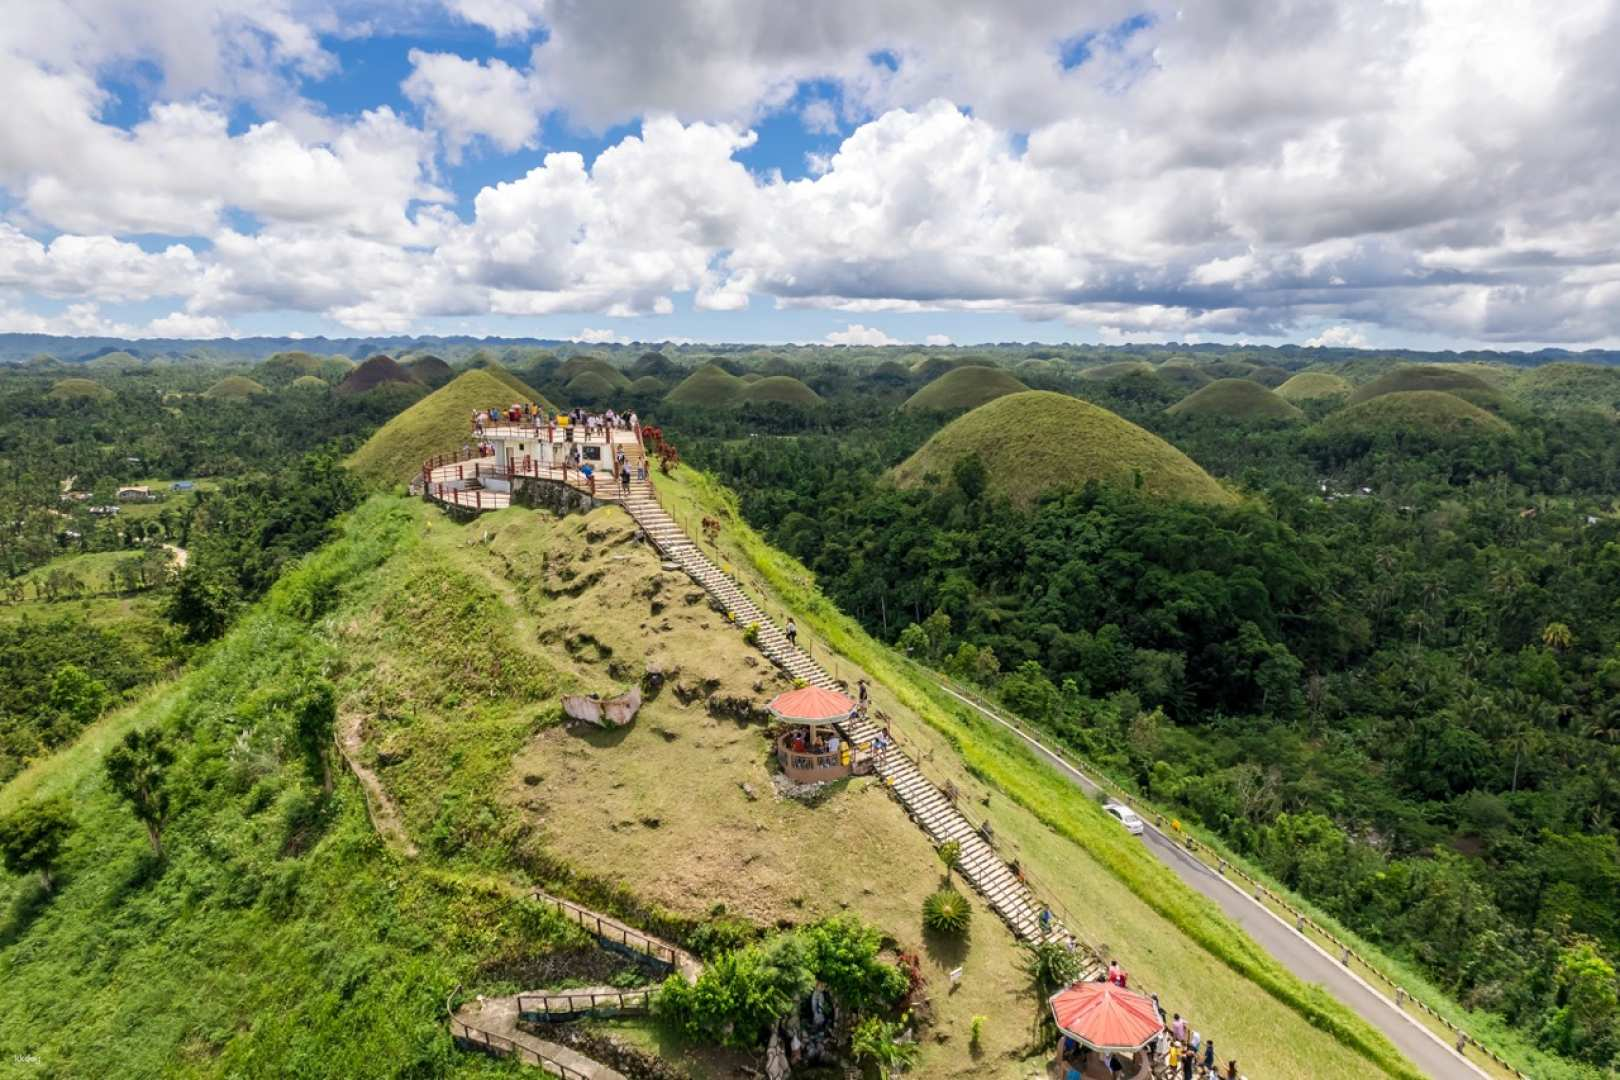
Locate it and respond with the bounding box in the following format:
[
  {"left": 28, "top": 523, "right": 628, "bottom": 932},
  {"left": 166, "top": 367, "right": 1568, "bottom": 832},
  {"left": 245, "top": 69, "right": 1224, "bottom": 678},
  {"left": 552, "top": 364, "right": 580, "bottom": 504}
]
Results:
[{"left": 3, "top": 332, "right": 1620, "bottom": 368}]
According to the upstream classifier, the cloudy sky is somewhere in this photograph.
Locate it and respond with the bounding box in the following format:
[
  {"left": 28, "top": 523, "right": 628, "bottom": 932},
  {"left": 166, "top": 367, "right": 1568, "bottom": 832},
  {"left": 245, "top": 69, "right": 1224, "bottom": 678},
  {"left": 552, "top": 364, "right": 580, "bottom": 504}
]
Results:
[{"left": 1, "top": 0, "right": 1617, "bottom": 347}]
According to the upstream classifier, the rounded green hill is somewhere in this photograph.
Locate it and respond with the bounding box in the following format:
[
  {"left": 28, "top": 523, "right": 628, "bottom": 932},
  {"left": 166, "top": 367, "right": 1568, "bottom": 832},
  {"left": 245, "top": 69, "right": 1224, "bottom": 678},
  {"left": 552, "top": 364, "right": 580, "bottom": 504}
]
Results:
[
  {"left": 1079, "top": 360, "right": 1155, "bottom": 381},
  {"left": 287, "top": 375, "right": 329, "bottom": 392},
  {"left": 1317, "top": 390, "right": 1513, "bottom": 439},
  {"left": 1348, "top": 364, "right": 1500, "bottom": 406},
  {"left": 1157, "top": 365, "right": 1215, "bottom": 393},
  {"left": 666, "top": 364, "right": 746, "bottom": 407},
  {"left": 1276, "top": 372, "right": 1352, "bottom": 402},
  {"left": 1167, "top": 379, "right": 1304, "bottom": 421},
  {"left": 337, "top": 354, "right": 417, "bottom": 395},
  {"left": 1248, "top": 365, "right": 1292, "bottom": 388},
  {"left": 910, "top": 354, "right": 976, "bottom": 381},
  {"left": 47, "top": 377, "right": 113, "bottom": 403},
  {"left": 891, "top": 390, "right": 1233, "bottom": 507},
  {"left": 628, "top": 375, "right": 666, "bottom": 396},
  {"left": 203, "top": 375, "right": 270, "bottom": 400},
  {"left": 479, "top": 362, "right": 548, "bottom": 403},
  {"left": 740, "top": 375, "right": 821, "bottom": 406},
  {"left": 403, "top": 354, "right": 454, "bottom": 388},
  {"left": 348, "top": 369, "right": 552, "bottom": 486},
  {"left": 85, "top": 350, "right": 142, "bottom": 372},
  {"left": 1512, "top": 363, "right": 1620, "bottom": 417},
  {"left": 901, "top": 366, "right": 1028, "bottom": 413},
  {"left": 1203, "top": 361, "right": 1257, "bottom": 379},
  {"left": 564, "top": 370, "right": 618, "bottom": 403},
  {"left": 258, "top": 350, "right": 347, "bottom": 385},
  {"left": 559, "top": 356, "right": 631, "bottom": 389}
]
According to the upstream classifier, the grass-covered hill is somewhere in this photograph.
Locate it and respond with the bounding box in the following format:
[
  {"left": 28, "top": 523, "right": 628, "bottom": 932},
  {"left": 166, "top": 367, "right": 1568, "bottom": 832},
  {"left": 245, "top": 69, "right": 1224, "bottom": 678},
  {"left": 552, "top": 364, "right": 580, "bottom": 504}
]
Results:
[
  {"left": 286, "top": 374, "right": 329, "bottom": 392},
  {"left": 562, "top": 370, "right": 618, "bottom": 403},
  {"left": 1166, "top": 378, "right": 1305, "bottom": 421},
  {"left": 908, "top": 353, "right": 977, "bottom": 381},
  {"left": 1316, "top": 389, "right": 1513, "bottom": 439},
  {"left": 0, "top": 471, "right": 1425, "bottom": 1079},
  {"left": 1510, "top": 362, "right": 1620, "bottom": 417},
  {"left": 891, "top": 390, "right": 1234, "bottom": 506},
  {"left": 84, "top": 350, "right": 143, "bottom": 373},
  {"left": 1247, "top": 365, "right": 1292, "bottom": 388},
  {"left": 1156, "top": 364, "right": 1215, "bottom": 393},
  {"left": 347, "top": 369, "right": 527, "bottom": 485},
  {"left": 1079, "top": 359, "right": 1156, "bottom": 380},
  {"left": 558, "top": 355, "right": 631, "bottom": 390},
  {"left": 1346, "top": 364, "right": 1501, "bottom": 406},
  {"left": 1203, "top": 360, "right": 1257, "bottom": 379},
  {"left": 738, "top": 374, "right": 821, "bottom": 406},
  {"left": 478, "top": 361, "right": 547, "bottom": 404},
  {"left": 665, "top": 363, "right": 746, "bottom": 407},
  {"left": 901, "top": 365, "right": 1028, "bottom": 413},
  {"left": 336, "top": 354, "right": 417, "bottom": 396},
  {"left": 202, "top": 375, "right": 270, "bottom": 400},
  {"left": 257, "top": 351, "right": 352, "bottom": 386},
  {"left": 1276, "top": 371, "right": 1352, "bottom": 402},
  {"left": 402, "top": 354, "right": 454, "bottom": 388},
  {"left": 627, "top": 375, "right": 666, "bottom": 396},
  {"left": 46, "top": 377, "right": 113, "bottom": 402}
]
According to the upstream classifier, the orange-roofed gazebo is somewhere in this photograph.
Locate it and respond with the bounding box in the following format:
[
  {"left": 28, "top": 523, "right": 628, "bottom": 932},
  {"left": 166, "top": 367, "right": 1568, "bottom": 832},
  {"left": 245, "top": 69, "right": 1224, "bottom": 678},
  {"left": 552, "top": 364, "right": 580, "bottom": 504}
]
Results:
[
  {"left": 1049, "top": 982, "right": 1161, "bottom": 1078},
  {"left": 768, "top": 686, "right": 857, "bottom": 784},
  {"left": 767, "top": 686, "right": 855, "bottom": 724}
]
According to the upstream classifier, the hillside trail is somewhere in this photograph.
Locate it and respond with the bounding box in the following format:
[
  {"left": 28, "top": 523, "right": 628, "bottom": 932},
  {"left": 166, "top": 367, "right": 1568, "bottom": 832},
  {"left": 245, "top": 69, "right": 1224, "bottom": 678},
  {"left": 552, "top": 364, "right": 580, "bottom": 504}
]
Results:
[{"left": 335, "top": 706, "right": 418, "bottom": 858}]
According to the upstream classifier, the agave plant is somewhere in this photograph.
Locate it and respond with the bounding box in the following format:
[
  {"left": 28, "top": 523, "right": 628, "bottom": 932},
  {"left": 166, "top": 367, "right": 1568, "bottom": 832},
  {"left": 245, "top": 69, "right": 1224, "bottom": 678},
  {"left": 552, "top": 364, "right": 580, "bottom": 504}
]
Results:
[{"left": 922, "top": 888, "right": 972, "bottom": 936}]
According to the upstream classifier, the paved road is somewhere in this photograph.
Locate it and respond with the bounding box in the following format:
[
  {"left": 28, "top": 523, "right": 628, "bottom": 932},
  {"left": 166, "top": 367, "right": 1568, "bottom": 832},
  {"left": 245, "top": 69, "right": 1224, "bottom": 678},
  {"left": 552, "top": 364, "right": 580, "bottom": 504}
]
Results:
[{"left": 936, "top": 683, "right": 1486, "bottom": 1080}]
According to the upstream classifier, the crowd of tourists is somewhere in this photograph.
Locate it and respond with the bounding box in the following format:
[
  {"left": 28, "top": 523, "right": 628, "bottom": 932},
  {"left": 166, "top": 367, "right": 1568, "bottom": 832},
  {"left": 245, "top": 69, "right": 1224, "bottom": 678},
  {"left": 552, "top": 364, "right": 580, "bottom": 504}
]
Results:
[{"left": 469, "top": 404, "right": 638, "bottom": 439}]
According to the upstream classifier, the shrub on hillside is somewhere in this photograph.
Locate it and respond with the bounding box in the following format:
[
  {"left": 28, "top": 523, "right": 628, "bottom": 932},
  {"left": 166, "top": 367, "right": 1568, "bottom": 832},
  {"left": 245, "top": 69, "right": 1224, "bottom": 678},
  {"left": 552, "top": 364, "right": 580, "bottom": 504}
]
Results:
[{"left": 921, "top": 888, "right": 971, "bottom": 936}]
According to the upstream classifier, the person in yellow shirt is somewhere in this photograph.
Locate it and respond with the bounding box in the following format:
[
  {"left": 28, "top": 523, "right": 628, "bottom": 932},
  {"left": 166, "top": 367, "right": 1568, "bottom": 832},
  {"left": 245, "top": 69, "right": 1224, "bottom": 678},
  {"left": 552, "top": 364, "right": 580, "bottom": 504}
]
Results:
[{"left": 1168, "top": 1044, "right": 1182, "bottom": 1071}]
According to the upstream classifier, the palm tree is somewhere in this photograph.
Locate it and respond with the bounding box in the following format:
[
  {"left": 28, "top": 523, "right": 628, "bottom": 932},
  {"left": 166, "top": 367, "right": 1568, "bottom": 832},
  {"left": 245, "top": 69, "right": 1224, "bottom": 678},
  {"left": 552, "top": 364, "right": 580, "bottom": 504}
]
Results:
[{"left": 1542, "top": 622, "right": 1574, "bottom": 652}]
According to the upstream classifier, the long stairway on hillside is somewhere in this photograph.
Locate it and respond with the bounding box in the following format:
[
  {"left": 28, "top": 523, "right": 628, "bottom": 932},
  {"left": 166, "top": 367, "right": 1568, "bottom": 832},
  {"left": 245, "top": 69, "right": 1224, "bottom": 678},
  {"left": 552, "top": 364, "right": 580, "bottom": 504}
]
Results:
[{"left": 620, "top": 484, "right": 1093, "bottom": 965}]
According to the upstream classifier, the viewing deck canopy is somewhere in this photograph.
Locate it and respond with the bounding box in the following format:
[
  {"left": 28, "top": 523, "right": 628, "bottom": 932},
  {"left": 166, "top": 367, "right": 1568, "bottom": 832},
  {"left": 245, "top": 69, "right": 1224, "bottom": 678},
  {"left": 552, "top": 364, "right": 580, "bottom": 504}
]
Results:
[
  {"left": 766, "top": 686, "right": 855, "bottom": 724},
  {"left": 768, "top": 687, "right": 858, "bottom": 784}
]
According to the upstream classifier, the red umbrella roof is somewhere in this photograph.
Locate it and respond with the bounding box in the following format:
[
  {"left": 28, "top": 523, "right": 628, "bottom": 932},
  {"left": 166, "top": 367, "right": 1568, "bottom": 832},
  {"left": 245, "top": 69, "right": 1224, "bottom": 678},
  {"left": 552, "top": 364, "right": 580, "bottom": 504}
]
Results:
[
  {"left": 767, "top": 686, "right": 855, "bottom": 723},
  {"left": 1049, "top": 982, "right": 1162, "bottom": 1053}
]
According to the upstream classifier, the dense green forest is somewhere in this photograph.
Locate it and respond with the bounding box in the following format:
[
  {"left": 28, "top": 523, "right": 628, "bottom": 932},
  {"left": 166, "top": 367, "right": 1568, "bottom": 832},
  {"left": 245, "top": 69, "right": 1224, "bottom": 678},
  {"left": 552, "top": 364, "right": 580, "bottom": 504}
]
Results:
[{"left": 676, "top": 367, "right": 1620, "bottom": 1071}]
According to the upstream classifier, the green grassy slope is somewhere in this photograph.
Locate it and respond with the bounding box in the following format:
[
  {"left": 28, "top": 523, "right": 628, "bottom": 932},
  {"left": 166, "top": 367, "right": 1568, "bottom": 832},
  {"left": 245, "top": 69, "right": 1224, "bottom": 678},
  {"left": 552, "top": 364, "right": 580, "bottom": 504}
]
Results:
[
  {"left": 563, "top": 370, "right": 619, "bottom": 403},
  {"left": 892, "top": 390, "right": 1234, "bottom": 507},
  {"left": 202, "top": 375, "right": 270, "bottom": 400},
  {"left": 336, "top": 355, "right": 417, "bottom": 396},
  {"left": 900, "top": 365, "right": 1028, "bottom": 413},
  {"left": 1317, "top": 389, "right": 1513, "bottom": 438},
  {"left": 1510, "top": 362, "right": 1620, "bottom": 417},
  {"left": 1166, "top": 378, "right": 1305, "bottom": 421},
  {"left": 0, "top": 500, "right": 594, "bottom": 1077},
  {"left": 558, "top": 356, "right": 631, "bottom": 389},
  {"left": 46, "top": 378, "right": 113, "bottom": 402},
  {"left": 650, "top": 465, "right": 1424, "bottom": 1080},
  {"left": 1079, "top": 359, "right": 1156, "bottom": 380},
  {"left": 1347, "top": 364, "right": 1501, "bottom": 406},
  {"left": 738, "top": 375, "right": 820, "bottom": 406},
  {"left": 665, "top": 363, "right": 746, "bottom": 407},
  {"left": 1276, "top": 372, "right": 1352, "bottom": 402},
  {"left": 347, "top": 369, "right": 526, "bottom": 486}
]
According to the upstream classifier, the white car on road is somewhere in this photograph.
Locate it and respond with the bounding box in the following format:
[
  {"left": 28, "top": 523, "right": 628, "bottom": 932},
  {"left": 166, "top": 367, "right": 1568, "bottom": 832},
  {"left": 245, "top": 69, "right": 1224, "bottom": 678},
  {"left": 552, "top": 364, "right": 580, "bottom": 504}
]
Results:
[{"left": 1104, "top": 802, "right": 1145, "bottom": 835}]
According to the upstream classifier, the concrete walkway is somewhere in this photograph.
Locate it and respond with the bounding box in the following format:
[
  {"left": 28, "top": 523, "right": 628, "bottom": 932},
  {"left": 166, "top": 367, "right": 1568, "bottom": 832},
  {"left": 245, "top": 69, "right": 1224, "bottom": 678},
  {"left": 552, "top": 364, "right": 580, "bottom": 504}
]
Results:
[{"left": 935, "top": 681, "right": 1488, "bottom": 1080}]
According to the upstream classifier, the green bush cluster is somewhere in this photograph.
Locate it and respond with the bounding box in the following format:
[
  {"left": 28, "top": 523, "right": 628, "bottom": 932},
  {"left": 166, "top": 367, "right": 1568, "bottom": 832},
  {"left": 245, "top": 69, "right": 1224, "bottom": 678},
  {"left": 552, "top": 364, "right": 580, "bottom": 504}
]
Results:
[{"left": 655, "top": 914, "right": 907, "bottom": 1048}]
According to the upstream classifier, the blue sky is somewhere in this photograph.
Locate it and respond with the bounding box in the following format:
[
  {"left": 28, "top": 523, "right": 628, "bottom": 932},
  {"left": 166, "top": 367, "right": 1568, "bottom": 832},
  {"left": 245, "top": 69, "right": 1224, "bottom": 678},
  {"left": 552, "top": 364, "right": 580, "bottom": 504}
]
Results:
[{"left": 2, "top": 1, "right": 1616, "bottom": 348}]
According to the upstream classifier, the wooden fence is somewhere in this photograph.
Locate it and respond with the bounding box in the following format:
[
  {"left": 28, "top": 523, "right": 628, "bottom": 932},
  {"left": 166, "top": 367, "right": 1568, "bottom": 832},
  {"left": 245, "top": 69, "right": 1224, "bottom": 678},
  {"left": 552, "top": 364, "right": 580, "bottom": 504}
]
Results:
[
  {"left": 517, "top": 988, "right": 652, "bottom": 1023},
  {"left": 530, "top": 890, "right": 680, "bottom": 971}
]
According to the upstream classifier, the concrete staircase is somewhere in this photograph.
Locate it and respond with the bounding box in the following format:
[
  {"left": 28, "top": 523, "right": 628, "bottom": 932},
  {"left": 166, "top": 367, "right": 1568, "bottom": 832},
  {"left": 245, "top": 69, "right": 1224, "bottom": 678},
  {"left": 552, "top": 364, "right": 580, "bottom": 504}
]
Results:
[{"left": 620, "top": 486, "right": 1093, "bottom": 964}]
